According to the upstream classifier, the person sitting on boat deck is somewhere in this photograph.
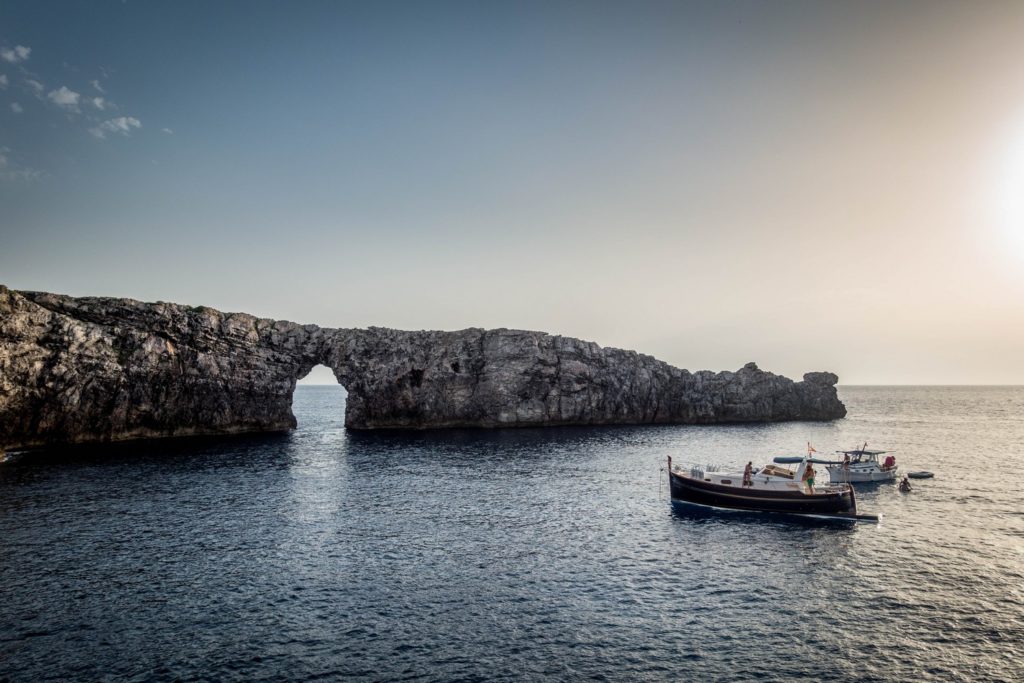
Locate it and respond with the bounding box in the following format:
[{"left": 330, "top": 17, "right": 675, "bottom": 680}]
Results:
[
  {"left": 899, "top": 476, "right": 912, "bottom": 493},
  {"left": 802, "top": 463, "right": 816, "bottom": 493},
  {"left": 743, "top": 461, "right": 753, "bottom": 487},
  {"left": 883, "top": 454, "right": 896, "bottom": 471}
]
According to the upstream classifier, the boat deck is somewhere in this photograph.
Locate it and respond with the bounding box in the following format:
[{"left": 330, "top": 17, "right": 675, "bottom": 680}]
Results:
[{"left": 695, "top": 469, "right": 847, "bottom": 496}]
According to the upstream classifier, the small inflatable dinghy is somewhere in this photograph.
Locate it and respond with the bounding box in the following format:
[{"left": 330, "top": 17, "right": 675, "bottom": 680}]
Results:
[{"left": 907, "top": 471, "right": 934, "bottom": 479}]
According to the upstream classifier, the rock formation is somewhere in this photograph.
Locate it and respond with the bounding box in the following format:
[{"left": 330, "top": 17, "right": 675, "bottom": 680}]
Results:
[{"left": 0, "top": 285, "right": 846, "bottom": 450}]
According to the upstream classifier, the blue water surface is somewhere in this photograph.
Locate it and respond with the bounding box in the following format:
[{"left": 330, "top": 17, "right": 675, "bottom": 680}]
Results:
[{"left": 1, "top": 386, "right": 1022, "bottom": 682}]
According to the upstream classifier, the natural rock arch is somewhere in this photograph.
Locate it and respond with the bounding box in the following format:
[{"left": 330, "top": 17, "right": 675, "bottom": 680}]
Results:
[{"left": 0, "top": 286, "right": 846, "bottom": 451}]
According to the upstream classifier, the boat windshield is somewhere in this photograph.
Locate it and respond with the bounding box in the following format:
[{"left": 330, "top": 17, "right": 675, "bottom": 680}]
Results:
[{"left": 838, "top": 449, "right": 886, "bottom": 463}]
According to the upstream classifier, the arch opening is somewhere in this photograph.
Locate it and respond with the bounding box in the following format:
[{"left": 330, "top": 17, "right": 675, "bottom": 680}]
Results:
[
  {"left": 294, "top": 364, "right": 348, "bottom": 430},
  {"left": 298, "top": 364, "right": 343, "bottom": 388}
]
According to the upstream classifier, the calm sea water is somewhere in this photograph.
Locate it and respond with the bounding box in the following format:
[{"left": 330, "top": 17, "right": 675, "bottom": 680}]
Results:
[{"left": 1, "top": 386, "right": 1022, "bottom": 682}]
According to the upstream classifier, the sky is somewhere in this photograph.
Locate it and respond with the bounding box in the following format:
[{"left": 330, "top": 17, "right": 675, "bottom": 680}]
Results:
[{"left": 2, "top": 1, "right": 1024, "bottom": 385}]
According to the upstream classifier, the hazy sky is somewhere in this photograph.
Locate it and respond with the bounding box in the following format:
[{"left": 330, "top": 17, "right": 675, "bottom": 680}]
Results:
[{"left": 2, "top": 1, "right": 1024, "bottom": 384}]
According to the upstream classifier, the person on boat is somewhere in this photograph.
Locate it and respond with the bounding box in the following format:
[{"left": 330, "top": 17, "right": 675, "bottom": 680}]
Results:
[
  {"left": 899, "top": 477, "right": 912, "bottom": 493},
  {"left": 742, "top": 461, "right": 753, "bottom": 487},
  {"left": 843, "top": 452, "right": 850, "bottom": 469},
  {"left": 883, "top": 454, "right": 896, "bottom": 471},
  {"left": 803, "top": 463, "right": 816, "bottom": 493}
]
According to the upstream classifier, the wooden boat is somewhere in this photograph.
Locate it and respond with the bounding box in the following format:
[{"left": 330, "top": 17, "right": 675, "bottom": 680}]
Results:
[{"left": 667, "top": 455, "right": 878, "bottom": 522}]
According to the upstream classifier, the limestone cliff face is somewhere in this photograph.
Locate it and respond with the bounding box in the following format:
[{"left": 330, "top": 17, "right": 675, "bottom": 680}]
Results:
[{"left": 0, "top": 286, "right": 846, "bottom": 450}]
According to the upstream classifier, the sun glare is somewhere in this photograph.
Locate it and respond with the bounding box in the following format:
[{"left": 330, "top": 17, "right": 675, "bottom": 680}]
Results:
[{"left": 992, "top": 121, "right": 1024, "bottom": 255}]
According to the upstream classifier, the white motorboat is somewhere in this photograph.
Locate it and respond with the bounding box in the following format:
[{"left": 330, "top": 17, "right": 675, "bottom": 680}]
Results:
[{"left": 826, "top": 446, "right": 898, "bottom": 484}]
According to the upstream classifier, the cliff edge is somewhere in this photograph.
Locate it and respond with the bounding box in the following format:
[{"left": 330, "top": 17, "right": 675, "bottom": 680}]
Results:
[{"left": 0, "top": 286, "right": 846, "bottom": 450}]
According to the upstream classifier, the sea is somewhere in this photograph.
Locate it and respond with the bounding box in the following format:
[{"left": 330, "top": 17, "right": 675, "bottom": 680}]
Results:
[{"left": 1, "top": 386, "right": 1022, "bottom": 682}]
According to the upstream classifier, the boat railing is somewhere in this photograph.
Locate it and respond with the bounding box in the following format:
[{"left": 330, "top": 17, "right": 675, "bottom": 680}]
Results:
[
  {"left": 674, "top": 464, "right": 723, "bottom": 479},
  {"left": 671, "top": 462, "right": 742, "bottom": 479}
]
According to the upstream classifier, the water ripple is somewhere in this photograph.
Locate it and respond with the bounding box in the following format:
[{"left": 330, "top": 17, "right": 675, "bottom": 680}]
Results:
[{"left": 1, "top": 386, "right": 1023, "bottom": 681}]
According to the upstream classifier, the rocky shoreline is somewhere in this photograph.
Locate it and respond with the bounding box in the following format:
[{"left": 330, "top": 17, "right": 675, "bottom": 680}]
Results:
[{"left": 0, "top": 285, "right": 846, "bottom": 450}]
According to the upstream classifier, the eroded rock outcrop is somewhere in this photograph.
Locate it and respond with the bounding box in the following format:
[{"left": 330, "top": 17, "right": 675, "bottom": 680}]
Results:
[{"left": 0, "top": 286, "right": 845, "bottom": 450}]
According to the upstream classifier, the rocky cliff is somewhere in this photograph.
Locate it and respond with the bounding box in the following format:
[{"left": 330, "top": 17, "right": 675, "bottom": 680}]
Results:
[{"left": 0, "top": 285, "right": 846, "bottom": 450}]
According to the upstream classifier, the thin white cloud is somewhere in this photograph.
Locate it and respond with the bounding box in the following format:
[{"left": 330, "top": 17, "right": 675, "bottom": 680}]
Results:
[
  {"left": 0, "top": 74, "right": 7, "bottom": 89},
  {"left": 0, "top": 45, "right": 31, "bottom": 64},
  {"left": 47, "top": 85, "right": 81, "bottom": 111},
  {"left": 0, "top": 146, "right": 41, "bottom": 182},
  {"left": 26, "top": 78, "right": 44, "bottom": 95},
  {"left": 162, "top": 127, "right": 173, "bottom": 135},
  {"left": 91, "top": 96, "right": 106, "bottom": 110},
  {"left": 3, "top": 167, "right": 43, "bottom": 181},
  {"left": 89, "top": 115, "right": 142, "bottom": 139},
  {"left": 11, "top": 102, "right": 22, "bottom": 113},
  {"left": 90, "top": 79, "right": 104, "bottom": 93}
]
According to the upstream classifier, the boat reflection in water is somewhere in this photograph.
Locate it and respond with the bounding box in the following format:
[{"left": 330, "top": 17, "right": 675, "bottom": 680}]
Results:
[{"left": 667, "top": 455, "right": 879, "bottom": 523}]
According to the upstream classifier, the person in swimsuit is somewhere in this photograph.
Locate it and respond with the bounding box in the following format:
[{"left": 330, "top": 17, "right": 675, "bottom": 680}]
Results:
[
  {"left": 743, "top": 461, "right": 753, "bottom": 487},
  {"left": 804, "top": 463, "right": 816, "bottom": 493}
]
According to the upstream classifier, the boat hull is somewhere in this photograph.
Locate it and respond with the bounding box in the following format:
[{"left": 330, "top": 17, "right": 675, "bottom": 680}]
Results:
[
  {"left": 670, "top": 498, "right": 877, "bottom": 524},
  {"left": 826, "top": 466, "right": 897, "bottom": 483},
  {"left": 669, "top": 470, "right": 856, "bottom": 516}
]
